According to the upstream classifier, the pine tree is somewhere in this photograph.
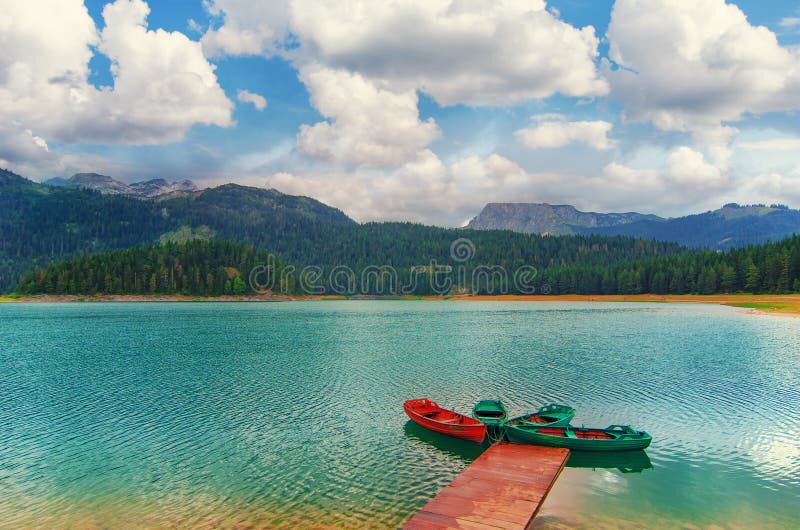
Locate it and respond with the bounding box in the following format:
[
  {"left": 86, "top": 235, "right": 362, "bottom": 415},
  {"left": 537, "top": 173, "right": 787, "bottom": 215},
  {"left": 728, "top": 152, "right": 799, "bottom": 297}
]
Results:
[
  {"left": 744, "top": 263, "right": 760, "bottom": 292},
  {"left": 721, "top": 265, "right": 737, "bottom": 293},
  {"left": 776, "top": 254, "right": 790, "bottom": 293},
  {"left": 232, "top": 276, "right": 247, "bottom": 294}
]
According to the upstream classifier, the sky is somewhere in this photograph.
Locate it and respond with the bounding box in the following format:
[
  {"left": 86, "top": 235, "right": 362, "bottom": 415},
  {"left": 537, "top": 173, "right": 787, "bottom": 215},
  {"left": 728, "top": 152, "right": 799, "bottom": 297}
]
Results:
[{"left": 1, "top": 0, "right": 800, "bottom": 226}]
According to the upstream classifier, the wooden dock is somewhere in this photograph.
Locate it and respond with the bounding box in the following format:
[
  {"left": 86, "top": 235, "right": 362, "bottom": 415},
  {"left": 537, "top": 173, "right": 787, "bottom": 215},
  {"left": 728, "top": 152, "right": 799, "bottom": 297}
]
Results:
[{"left": 403, "top": 443, "right": 570, "bottom": 530}]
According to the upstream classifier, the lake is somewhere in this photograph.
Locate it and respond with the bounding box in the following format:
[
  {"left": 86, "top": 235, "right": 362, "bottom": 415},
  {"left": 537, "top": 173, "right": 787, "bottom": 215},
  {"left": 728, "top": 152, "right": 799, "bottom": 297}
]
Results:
[{"left": 0, "top": 301, "right": 797, "bottom": 528}]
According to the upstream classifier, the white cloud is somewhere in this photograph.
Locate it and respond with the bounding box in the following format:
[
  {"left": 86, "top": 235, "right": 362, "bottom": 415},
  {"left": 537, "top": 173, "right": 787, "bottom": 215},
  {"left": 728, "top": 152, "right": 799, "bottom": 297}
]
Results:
[
  {"left": 601, "top": 162, "right": 659, "bottom": 188},
  {"left": 738, "top": 138, "right": 800, "bottom": 151},
  {"left": 607, "top": 0, "right": 800, "bottom": 144},
  {"left": 264, "top": 149, "right": 697, "bottom": 225},
  {"left": 266, "top": 151, "right": 552, "bottom": 224},
  {"left": 259, "top": 138, "right": 796, "bottom": 225},
  {"left": 0, "top": 125, "right": 53, "bottom": 166},
  {"left": 201, "top": 0, "right": 607, "bottom": 106},
  {"left": 602, "top": 146, "right": 728, "bottom": 196},
  {"left": 286, "top": 0, "right": 608, "bottom": 106},
  {"left": 779, "top": 17, "right": 800, "bottom": 29},
  {"left": 267, "top": 151, "right": 444, "bottom": 223},
  {"left": 0, "top": 0, "right": 233, "bottom": 153},
  {"left": 0, "top": 120, "right": 145, "bottom": 179},
  {"left": 93, "top": 0, "right": 234, "bottom": 143},
  {"left": 201, "top": 0, "right": 291, "bottom": 57},
  {"left": 738, "top": 171, "right": 800, "bottom": 206},
  {"left": 199, "top": 0, "right": 609, "bottom": 179},
  {"left": 666, "top": 146, "right": 727, "bottom": 190},
  {"left": 296, "top": 66, "right": 440, "bottom": 167},
  {"left": 237, "top": 89, "right": 267, "bottom": 110},
  {"left": 187, "top": 18, "right": 204, "bottom": 34},
  {"left": 264, "top": 148, "right": 723, "bottom": 225},
  {"left": 515, "top": 118, "right": 613, "bottom": 150},
  {"left": 199, "top": 0, "right": 611, "bottom": 192}
]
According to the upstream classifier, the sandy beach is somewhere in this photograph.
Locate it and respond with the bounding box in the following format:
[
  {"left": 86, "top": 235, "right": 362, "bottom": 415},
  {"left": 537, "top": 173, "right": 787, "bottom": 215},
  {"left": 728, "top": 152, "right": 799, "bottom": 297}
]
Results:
[
  {"left": 2, "top": 292, "right": 800, "bottom": 315},
  {"left": 444, "top": 293, "right": 800, "bottom": 316}
]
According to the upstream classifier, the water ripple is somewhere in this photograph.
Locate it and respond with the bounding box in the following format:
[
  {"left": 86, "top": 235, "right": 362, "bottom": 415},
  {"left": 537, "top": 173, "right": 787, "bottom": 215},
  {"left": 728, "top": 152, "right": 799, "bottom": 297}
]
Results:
[{"left": 0, "top": 301, "right": 797, "bottom": 528}]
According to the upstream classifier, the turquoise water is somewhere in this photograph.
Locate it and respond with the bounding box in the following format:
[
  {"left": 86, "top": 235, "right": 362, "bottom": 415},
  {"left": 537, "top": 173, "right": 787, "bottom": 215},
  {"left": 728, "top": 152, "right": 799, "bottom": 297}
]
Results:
[{"left": 0, "top": 301, "right": 798, "bottom": 528}]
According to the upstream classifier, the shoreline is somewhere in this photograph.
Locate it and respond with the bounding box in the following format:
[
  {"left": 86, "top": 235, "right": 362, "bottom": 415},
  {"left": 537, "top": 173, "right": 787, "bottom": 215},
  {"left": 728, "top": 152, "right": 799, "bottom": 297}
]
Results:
[
  {"left": 2, "top": 293, "right": 799, "bottom": 315},
  {"left": 447, "top": 293, "right": 800, "bottom": 316}
]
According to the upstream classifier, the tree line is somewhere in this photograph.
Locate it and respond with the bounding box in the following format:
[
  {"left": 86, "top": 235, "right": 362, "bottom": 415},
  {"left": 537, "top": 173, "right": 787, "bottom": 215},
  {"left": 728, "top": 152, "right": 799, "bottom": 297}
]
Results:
[
  {"left": 537, "top": 234, "right": 800, "bottom": 295},
  {"left": 15, "top": 241, "right": 288, "bottom": 296},
  {"left": 14, "top": 235, "right": 800, "bottom": 296}
]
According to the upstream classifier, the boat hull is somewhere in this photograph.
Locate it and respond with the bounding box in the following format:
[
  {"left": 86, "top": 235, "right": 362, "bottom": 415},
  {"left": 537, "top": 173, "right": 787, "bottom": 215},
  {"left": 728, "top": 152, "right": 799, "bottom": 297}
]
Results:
[
  {"left": 506, "top": 425, "right": 652, "bottom": 451},
  {"left": 511, "top": 403, "right": 575, "bottom": 428},
  {"left": 471, "top": 399, "right": 508, "bottom": 426},
  {"left": 404, "top": 398, "right": 487, "bottom": 444}
]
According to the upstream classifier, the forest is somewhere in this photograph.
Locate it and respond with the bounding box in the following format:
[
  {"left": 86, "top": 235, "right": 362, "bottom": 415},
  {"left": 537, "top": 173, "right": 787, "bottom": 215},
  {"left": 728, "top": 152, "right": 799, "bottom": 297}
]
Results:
[
  {"left": 4, "top": 168, "right": 799, "bottom": 296},
  {"left": 0, "top": 168, "right": 686, "bottom": 293},
  {"left": 537, "top": 234, "right": 800, "bottom": 295},
  {"left": 15, "top": 241, "right": 287, "bottom": 296},
  {"left": 15, "top": 235, "right": 800, "bottom": 296}
]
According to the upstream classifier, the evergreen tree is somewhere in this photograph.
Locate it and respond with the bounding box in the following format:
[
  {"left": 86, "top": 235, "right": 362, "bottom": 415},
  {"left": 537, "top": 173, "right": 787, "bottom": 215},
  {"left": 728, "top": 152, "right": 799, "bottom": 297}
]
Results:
[
  {"left": 744, "top": 263, "right": 760, "bottom": 292},
  {"left": 720, "top": 264, "right": 737, "bottom": 293}
]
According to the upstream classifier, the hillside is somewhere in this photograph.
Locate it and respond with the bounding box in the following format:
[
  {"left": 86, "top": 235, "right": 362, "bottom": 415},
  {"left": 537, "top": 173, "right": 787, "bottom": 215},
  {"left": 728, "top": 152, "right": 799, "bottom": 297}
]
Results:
[
  {"left": 467, "top": 202, "right": 800, "bottom": 249},
  {"left": 0, "top": 169, "right": 354, "bottom": 292}
]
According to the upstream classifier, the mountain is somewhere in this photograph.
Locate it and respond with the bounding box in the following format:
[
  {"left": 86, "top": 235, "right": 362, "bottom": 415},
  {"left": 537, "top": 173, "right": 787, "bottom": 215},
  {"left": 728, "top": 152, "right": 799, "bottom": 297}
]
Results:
[
  {"left": 467, "top": 203, "right": 662, "bottom": 235},
  {"left": 41, "top": 177, "right": 71, "bottom": 187},
  {"left": 129, "top": 178, "right": 197, "bottom": 199},
  {"left": 581, "top": 204, "right": 800, "bottom": 249},
  {"left": 42, "top": 173, "right": 197, "bottom": 200},
  {"left": 467, "top": 202, "right": 800, "bottom": 249},
  {"left": 10, "top": 166, "right": 799, "bottom": 297},
  {"left": 1, "top": 167, "right": 688, "bottom": 293},
  {"left": 0, "top": 168, "right": 355, "bottom": 292},
  {"left": 69, "top": 173, "right": 135, "bottom": 194}
]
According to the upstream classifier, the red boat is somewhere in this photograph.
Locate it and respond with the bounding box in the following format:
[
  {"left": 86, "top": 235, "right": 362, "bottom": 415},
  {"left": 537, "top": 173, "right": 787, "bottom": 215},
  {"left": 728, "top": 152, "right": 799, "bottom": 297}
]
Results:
[{"left": 404, "top": 398, "right": 487, "bottom": 443}]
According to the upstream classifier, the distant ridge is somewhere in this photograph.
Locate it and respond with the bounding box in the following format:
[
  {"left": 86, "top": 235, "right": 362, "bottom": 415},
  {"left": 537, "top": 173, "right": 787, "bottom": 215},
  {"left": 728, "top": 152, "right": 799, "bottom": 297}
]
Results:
[
  {"left": 467, "top": 203, "right": 662, "bottom": 236},
  {"left": 43, "top": 173, "right": 197, "bottom": 200},
  {"left": 467, "top": 202, "right": 800, "bottom": 249},
  {"left": 129, "top": 178, "right": 197, "bottom": 199},
  {"left": 585, "top": 203, "right": 800, "bottom": 249}
]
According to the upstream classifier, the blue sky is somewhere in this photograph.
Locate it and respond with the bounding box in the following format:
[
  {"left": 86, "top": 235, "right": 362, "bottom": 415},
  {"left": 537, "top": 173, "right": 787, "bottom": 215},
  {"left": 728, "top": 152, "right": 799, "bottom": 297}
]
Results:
[{"left": 2, "top": 0, "right": 800, "bottom": 225}]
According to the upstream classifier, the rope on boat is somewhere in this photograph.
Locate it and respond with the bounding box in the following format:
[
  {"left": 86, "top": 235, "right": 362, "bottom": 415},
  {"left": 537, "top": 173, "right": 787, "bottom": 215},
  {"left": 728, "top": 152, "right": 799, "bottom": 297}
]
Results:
[{"left": 486, "top": 424, "right": 507, "bottom": 444}]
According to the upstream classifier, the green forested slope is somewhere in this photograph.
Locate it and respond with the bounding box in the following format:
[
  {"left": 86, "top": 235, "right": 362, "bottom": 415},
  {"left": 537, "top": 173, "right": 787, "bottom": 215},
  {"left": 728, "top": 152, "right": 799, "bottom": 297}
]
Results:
[
  {"left": 0, "top": 169, "right": 353, "bottom": 291},
  {"left": 15, "top": 235, "right": 800, "bottom": 296}
]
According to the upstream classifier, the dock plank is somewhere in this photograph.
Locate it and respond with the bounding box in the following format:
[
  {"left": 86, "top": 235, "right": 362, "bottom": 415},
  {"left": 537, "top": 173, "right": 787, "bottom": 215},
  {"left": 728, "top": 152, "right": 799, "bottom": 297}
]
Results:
[{"left": 404, "top": 443, "right": 569, "bottom": 530}]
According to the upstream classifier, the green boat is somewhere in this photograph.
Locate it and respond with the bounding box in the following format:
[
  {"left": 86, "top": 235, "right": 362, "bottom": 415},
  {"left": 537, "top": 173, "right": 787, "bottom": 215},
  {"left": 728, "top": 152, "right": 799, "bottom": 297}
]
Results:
[
  {"left": 505, "top": 424, "right": 652, "bottom": 451},
  {"left": 471, "top": 400, "right": 508, "bottom": 426},
  {"left": 508, "top": 403, "right": 575, "bottom": 427}
]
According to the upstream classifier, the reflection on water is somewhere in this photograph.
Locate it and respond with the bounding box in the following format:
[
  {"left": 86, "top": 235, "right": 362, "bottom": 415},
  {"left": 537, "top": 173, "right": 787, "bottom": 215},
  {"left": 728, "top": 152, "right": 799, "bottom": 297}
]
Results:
[
  {"left": 0, "top": 301, "right": 798, "bottom": 529},
  {"left": 403, "top": 420, "right": 488, "bottom": 462},
  {"left": 405, "top": 421, "right": 654, "bottom": 474},
  {"left": 566, "top": 450, "right": 652, "bottom": 473}
]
